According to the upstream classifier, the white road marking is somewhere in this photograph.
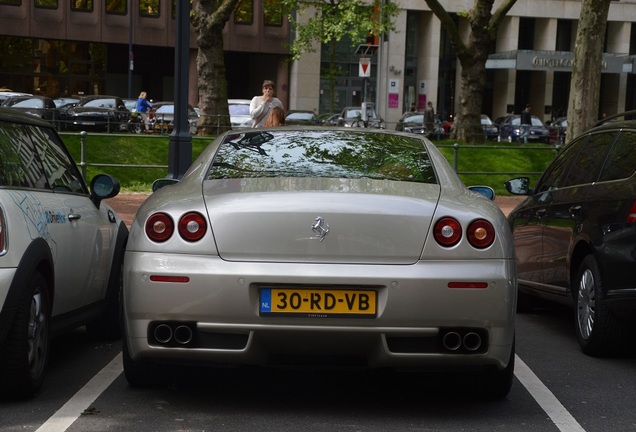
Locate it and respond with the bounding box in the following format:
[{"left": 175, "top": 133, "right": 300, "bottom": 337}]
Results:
[
  {"left": 515, "top": 355, "right": 586, "bottom": 432},
  {"left": 34, "top": 352, "right": 586, "bottom": 431},
  {"left": 35, "top": 353, "right": 123, "bottom": 432}
]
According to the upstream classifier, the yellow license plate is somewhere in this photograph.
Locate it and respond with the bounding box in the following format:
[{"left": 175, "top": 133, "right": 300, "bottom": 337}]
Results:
[{"left": 260, "top": 288, "right": 377, "bottom": 318}]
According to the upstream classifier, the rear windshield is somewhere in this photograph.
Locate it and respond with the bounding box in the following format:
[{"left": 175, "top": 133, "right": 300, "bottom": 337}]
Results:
[{"left": 207, "top": 130, "right": 437, "bottom": 184}]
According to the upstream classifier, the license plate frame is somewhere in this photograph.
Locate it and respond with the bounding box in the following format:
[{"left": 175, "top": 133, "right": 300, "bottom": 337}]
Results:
[{"left": 259, "top": 287, "right": 377, "bottom": 318}]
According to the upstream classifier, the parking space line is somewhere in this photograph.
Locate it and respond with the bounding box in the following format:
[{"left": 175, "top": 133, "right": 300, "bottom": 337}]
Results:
[
  {"left": 515, "top": 355, "right": 586, "bottom": 432},
  {"left": 35, "top": 353, "right": 123, "bottom": 432}
]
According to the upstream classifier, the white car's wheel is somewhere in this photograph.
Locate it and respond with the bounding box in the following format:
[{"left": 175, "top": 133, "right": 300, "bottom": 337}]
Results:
[{"left": 0, "top": 272, "right": 50, "bottom": 399}]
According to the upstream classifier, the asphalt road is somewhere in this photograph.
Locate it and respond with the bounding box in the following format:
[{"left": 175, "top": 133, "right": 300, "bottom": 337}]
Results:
[{"left": 2, "top": 302, "right": 635, "bottom": 431}]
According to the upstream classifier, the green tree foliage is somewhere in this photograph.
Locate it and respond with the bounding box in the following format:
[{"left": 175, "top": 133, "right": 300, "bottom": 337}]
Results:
[
  {"left": 424, "top": 0, "right": 517, "bottom": 143},
  {"left": 275, "top": 0, "right": 399, "bottom": 113}
]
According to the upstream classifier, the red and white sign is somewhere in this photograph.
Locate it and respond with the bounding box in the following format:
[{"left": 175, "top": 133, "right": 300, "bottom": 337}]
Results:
[{"left": 359, "top": 57, "right": 371, "bottom": 77}]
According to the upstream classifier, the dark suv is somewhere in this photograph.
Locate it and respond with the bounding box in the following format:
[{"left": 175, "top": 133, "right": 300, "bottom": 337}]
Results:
[{"left": 505, "top": 112, "right": 636, "bottom": 356}]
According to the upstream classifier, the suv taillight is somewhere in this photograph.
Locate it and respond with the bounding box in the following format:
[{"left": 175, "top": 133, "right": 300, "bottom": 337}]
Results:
[
  {"left": 627, "top": 200, "right": 636, "bottom": 223},
  {"left": 0, "top": 207, "right": 6, "bottom": 253}
]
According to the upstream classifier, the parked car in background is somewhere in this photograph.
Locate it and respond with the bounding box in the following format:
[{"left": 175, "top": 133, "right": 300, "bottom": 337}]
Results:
[
  {"left": 284, "top": 110, "right": 319, "bottom": 126},
  {"left": 0, "top": 108, "right": 129, "bottom": 399},
  {"left": 228, "top": 99, "right": 252, "bottom": 129},
  {"left": 436, "top": 114, "right": 496, "bottom": 140},
  {"left": 505, "top": 111, "right": 636, "bottom": 356},
  {"left": 481, "top": 114, "right": 498, "bottom": 140},
  {"left": 150, "top": 101, "right": 199, "bottom": 134},
  {"left": 53, "top": 97, "right": 80, "bottom": 108},
  {"left": 337, "top": 104, "right": 384, "bottom": 128},
  {"left": 123, "top": 98, "right": 138, "bottom": 113},
  {"left": 317, "top": 112, "right": 339, "bottom": 126},
  {"left": 64, "top": 95, "right": 130, "bottom": 132},
  {"left": 548, "top": 116, "right": 567, "bottom": 144},
  {"left": 1, "top": 95, "right": 59, "bottom": 125},
  {"left": 122, "top": 127, "right": 517, "bottom": 398},
  {"left": 395, "top": 111, "right": 444, "bottom": 139},
  {"left": 497, "top": 114, "right": 550, "bottom": 143},
  {"left": 0, "top": 91, "right": 32, "bottom": 105}
]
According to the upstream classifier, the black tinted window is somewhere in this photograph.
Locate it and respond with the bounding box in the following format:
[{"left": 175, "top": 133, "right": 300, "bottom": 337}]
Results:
[
  {"left": 561, "top": 131, "right": 617, "bottom": 187},
  {"left": 207, "top": 130, "right": 437, "bottom": 184},
  {"left": 0, "top": 121, "right": 47, "bottom": 189},
  {"left": 536, "top": 136, "right": 584, "bottom": 193},
  {"left": 598, "top": 130, "right": 636, "bottom": 182}
]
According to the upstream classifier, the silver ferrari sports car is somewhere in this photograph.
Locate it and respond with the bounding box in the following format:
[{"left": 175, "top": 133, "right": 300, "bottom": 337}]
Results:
[{"left": 122, "top": 128, "right": 517, "bottom": 398}]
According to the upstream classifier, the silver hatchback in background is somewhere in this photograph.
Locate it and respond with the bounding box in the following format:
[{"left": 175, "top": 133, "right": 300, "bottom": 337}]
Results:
[{"left": 122, "top": 127, "right": 517, "bottom": 398}]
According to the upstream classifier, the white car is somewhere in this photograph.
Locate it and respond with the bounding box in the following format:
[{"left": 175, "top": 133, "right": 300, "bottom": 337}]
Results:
[
  {"left": 123, "top": 127, "right": 517, "bottom": 398},
  {"left": 0, "top": 108, "right": 129, "bottom": 399},
  {"left": 228, "top": 98, "right": 252, "bottom": 128}
]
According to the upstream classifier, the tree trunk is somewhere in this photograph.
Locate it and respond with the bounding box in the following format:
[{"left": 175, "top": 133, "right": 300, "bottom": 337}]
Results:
[
  {"left": 566, "top": 0, "right": 611, "bottom": 144},
  {"left": 453, "top": 60, "right": 487, "bottom": 142},
  {"left": 192, "top": 0, "right": 238, "bottom": 136},
  {"left": 425, "top": 0, "right": 518, "bottom": 144},
  {"left": 196, "top": 30, "right": 231, "bottom": 135}
]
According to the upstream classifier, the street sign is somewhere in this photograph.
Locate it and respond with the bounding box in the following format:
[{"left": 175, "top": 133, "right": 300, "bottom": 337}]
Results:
[{"left": 359, "top": 57, "right": 371, "bottom": 77}]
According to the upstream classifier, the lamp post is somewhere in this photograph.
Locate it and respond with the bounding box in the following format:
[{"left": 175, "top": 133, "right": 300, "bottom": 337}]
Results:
[
  {"left": 167, "top": 0, "right": 192, "bottom": 180},
  {"left": 127, "top": 0, "right": 133, "bottom": 99}
]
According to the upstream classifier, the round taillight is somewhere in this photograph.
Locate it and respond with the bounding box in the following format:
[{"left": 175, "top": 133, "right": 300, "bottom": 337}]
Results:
[
  {"left": 467, "top": 219, "right": 495, "bottom": 249},
  {"left": 178, "top": 212, "right": 207, "bottom": 242},
  {"left": 145, "top": 213, "right": 174, "bottom": 242},
  {"left": 434, "top": 217, "right": 462, "bottom": 247}
]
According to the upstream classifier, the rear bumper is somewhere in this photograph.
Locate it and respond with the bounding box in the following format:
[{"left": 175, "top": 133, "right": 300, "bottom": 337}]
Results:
[{"left": 123, "top": 252, "right": 516, "bottom": 370}]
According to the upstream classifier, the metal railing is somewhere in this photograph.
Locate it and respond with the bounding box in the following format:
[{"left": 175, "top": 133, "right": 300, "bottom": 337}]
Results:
[{"left": 68, "top": 130, "right": 561, "bottom": 186}]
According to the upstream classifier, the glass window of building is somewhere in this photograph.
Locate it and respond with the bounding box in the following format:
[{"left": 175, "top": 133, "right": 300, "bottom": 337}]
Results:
[
  {"left": 264, "top": 1, "right": 282, "bottom": 26},
  {"left": 71, "top": 0, "right": 93, "bottom": 11},
  {"left": 105, "top": 0, "right": 126, "bottom": 14},
  {"left": 0, "top": 0, "right": 21, "bottom": 5},
  {"left": 234, "top": 0, "right": 253, "bottom": 24},
  {"left": 140, "top": 0, "right": 159, "bottom": 17},
  {"left": 35, "top": 0, "right": 57, "bottom": 8}
]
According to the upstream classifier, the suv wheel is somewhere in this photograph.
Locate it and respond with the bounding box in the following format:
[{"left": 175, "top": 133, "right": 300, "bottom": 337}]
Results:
[
  {"left": 0, "top": 272, "right": 50, "bottom": 399},
  {"left": 575, "top": 255, "right": 624, "bottom": 356}
]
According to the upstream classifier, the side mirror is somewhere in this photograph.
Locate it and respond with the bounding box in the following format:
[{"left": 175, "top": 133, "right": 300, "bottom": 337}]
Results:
[
  {"left": 468, "top": 185, "right": 495, "bottom": 201},
  {"left": 504, "top": 177, "right": 530, "bottom": 195},
  {"left": 89, "top": 174, "right": 121, "bottom": 206}
]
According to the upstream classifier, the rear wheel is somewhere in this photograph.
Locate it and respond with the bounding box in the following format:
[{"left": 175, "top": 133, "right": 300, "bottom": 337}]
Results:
[
  {"left": 129, "top": 122, "right": 143, "bottom": 134},
  {"left": 575, "top": 255, "right": 623, "bottom": 356},
  {"left": 0, "top": 272, "right": 50, "bottom": 399}
]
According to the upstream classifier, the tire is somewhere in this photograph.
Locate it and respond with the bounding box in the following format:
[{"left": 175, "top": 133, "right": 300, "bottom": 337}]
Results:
[
  {"left": 0, "top": 272, "right": 51, "bottom": 399},
  {"left": 351, "top": 119, "right": 365, "bottom": 128},
  {"left": 575, "top": 255, "right": 624, "bottom": 356}
]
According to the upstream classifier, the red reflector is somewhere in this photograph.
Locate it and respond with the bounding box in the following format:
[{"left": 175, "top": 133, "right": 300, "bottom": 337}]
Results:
[
  {"left": 627, "top": 201, "right": 636, "bottom": 223},
  {"left": 149, "top": 275, "right": 190, "bottom": 283},
  {"left": 448, "top": 282, "right": 489, "bottom": 289}
]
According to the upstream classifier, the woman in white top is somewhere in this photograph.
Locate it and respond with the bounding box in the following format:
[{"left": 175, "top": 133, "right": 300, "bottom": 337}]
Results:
[{"left": 250, "top": 80, "right": 283, "bottom": 128}]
